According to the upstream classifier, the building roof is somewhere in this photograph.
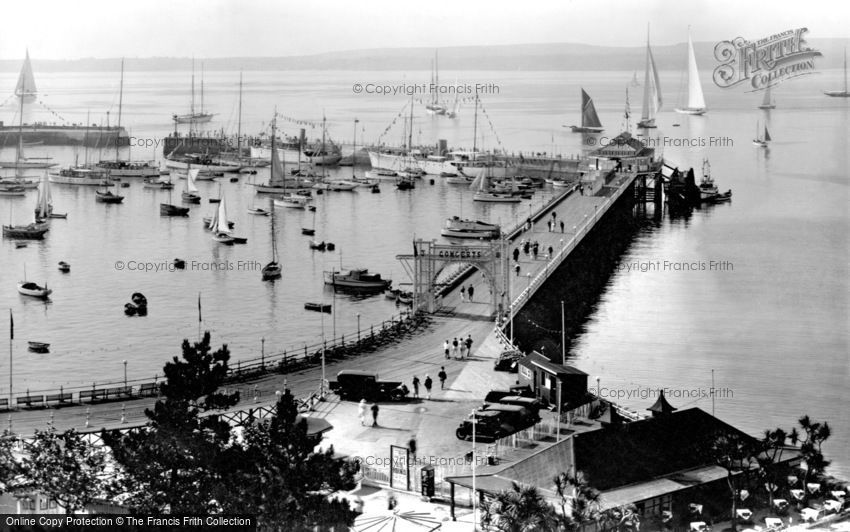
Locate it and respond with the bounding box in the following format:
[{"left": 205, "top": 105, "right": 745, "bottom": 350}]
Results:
[
  {"left": 519, "top": 352, "right": 588, "bottom": 377},
  {"left": 598, "top": 465, "right": 729, "bottom": 510},
  {"left": 448, "top": 407, "right": 765, "bottom": 494},
  {"left": 647, "top": 390, "right": 678, "bottom": 415},
  {"left": 592, "top": 132, "right": 653, "bottom": 158}
]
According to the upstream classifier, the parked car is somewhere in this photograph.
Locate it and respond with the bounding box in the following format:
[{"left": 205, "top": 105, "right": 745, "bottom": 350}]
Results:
[
  {"left": 328, "top": 370, "right": 409, "bottom": 401},
  {"left": 488, "top": 395, "right": 544, "bottom": 416},
  {"left": 478, "top": 404, "right": 540, "bottom": 431},
  {"left": 483, "top": 385, "right": 534, "bottom": 404},
  {"left": 455, "top": 410, "right": 510, "bottom": 442},
  {"left": 494, "top": 349, "right": 523, "bottom": 372}
]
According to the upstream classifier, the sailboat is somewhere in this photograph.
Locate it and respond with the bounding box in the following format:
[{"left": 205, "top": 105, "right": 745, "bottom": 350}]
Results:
[
  {"left": 211, "top": 197, "right": 235, "bottom": 244},
  {"left": 254, "top": 119, "right": 312, "bottom": 194},
  {"left": 638, "top": 26, "right": 663, "bottom": 128},
  {"left": 173, "top": 60, "right": 215, "bottom": 124},
  {"left": 96, "top": 59, "right": 159, "bottom": 177},
  {"left": 95, "top": 186, "right": 125, "bottom": 204},
  {"left": 160, "top": 174, "right": 190, "bottom": 216},
  {"left": 631, "top": 71, "right": 641, "bottom": 87},
  {"left": 752, "top": 121, "right": 771, "bottom": 147},
  {"left": 17, "top": 266, "right": 52, "bottom": 298},
  {"left": 824, "top": 47, "right": 850, "bottom": 98},
  {"left": 0, "top": 52, "right": 53, "bottom": 171},
  {"left": 675, "top": 30, "right": 707, "bottom": 115},
  {"left": 568, "top": 88, "right": 604, "bottom": 132},
  {"left": 758, "top": 85, "right": 776, "bottom": 109},
  {"left": 312, "top": 115, "right": 357, "bottom": 191},
  {"left": 261, "top": 200, "right": 282, "bottom": 280},
  {"left": 446, "top": 79, "right": 461, "bottom": 118},
  {"left": 34, "top": 171, "right": 66, "bottom": 219},
  {"left": 181, "top": 168, "right": 201, "bottom": 203},
  {"left": 3, "top": 203, "right": 49, "bottom": 239},
  {"left": 425, "top": 51, "right": 448, "bottom": 115}
]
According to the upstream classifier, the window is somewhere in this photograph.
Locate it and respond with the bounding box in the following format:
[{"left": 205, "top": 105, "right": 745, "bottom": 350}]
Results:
[
  {"left": 520, "top": 366, "right": 531, "bottom": 379},
  {"left": 40, "top": 498, "right": 48, "bottom": 510}
]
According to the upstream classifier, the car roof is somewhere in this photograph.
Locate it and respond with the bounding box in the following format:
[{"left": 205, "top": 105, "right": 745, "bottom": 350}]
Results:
[
  {"left": 337, "top": 370, "right": 378, "bottom": 377},
  {"left": 482, "top": 404, "right": 527, "bottom": 412},
  {"left": 500, "top": 396, "right": 539, "bottom": 402},
  {"left": 470, "top": 410, "right": 502, "bottom": 418}
]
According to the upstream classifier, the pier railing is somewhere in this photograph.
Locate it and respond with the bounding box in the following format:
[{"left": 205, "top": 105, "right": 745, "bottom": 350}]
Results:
[
  {"left": 2, "top": 311, "right": 424, "bottom": 411},
  {"left": 505, "top": 172, "right": 636, "bottom": 339}
]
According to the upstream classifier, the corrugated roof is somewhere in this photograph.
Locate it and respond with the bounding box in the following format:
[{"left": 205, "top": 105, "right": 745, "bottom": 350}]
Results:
[{"left": 520, "top": 352, "right": 588, "bottom": 376}]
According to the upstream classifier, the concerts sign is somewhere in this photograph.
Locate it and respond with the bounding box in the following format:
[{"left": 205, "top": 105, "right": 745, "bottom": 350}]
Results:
[
  {"left": 389, "top": 445, "right": 409, "bottom": 490},
  {"left": 713, "top": 28, "right": 821, "bottom": 91}
]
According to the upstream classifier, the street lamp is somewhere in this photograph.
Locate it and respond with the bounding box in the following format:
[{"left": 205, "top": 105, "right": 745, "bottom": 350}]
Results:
[
  {"left": 123, "top": 359, "right": 127, "bottom": 387},
  {"left": 471, "top": 409, "right": 477, "bottom": 529},
  {"left": 352, "top": 118, "right": 359, "bottom": 179},
  {"left": 596, "top": 376, "right": 601, "bottom": 397}
]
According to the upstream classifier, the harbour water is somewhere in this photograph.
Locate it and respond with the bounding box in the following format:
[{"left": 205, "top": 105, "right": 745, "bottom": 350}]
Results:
[{"left": 0, "top": 68, "right": 847, "bottom": 476}]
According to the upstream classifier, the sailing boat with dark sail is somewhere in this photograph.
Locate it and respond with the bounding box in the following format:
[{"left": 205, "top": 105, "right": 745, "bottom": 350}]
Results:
[
  {"left": 261, "top": 200, "right": 282, "bottom": 280},
  {"left": 568, "top": 88, "right": 604, "bottom": 132},
  {"left": 824, "top": 47, "right": 850, "bottom": 98},
  {"left": 752, "top": 122, "right": 771, "bottom": 148},
  {"left": 675, "top": 30, "right": 707, "bottom": 115},
  {"left": 638, "top": 26, "right": 663, "bottom": 128}
]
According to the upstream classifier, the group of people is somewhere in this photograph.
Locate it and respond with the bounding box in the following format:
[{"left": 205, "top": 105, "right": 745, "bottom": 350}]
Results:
[
  {"left": 411, "top": 366, "right": 448, "bottom": 399},
  {"left": 444, "top": 334, "right": 474, "bottom": 360}
]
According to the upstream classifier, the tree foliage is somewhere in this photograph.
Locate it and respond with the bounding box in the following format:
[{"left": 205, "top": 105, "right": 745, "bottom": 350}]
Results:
[
  {"left": 706, "top": 432, "right": 759, "bottom": 532},
  {"left": 554, "top": 470, "right": 601, "bottom": 531},
  {"left": 21, "top": 427, "right": 108, "bottom": 513},
  {"left": 481, "top": 481, "right": 560, "bottom": 532},
  {"left": 104, "top": 332, "right": 359, "bottom": 530},
  {"left": 0, "top": 431, "right": 19, "bottom": 496}
]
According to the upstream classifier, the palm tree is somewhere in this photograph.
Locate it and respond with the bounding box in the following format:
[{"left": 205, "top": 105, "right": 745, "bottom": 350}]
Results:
[
  {"left": 481, "top": 481, "right": 560, "bottom": 532},
  {"left": 553, "top": 470, "right": 601, "bottom": 531},
  {"left": 707, "top": 432, "right": 758, "bottom": 532},
  {"left": 599, "top": 504, "right": 641, "bottom": 532}
]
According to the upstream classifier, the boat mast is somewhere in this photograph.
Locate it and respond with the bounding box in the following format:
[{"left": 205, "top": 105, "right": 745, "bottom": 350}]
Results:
[
  {"left": 472, "top": 91, "right": 479, "bottom": 158},
  {"left": 321, "top": 113, "right": 327, "bottom": 182},
  {"left": 16, "top": 78, "right": 24, "bottom": 166},
  {"left": 200, "top": 62, "right": 205, "bottom": 115},
  {"left": 84, "top": 110, "right": 90, "bottom": 166},
  {"left": 237, "top": 72, "right": 243, "bottom": 159},
  {"left": 407, "top": 94, "right": 414, "bottom": 150},
  {"left": 352, "top": 118, "right": 358, "bottom": 179},
  {"left": 270, "top": 198, "right": 277, "bottom": 262},
  {"left": 844, "top": 48, "right": 848, "bottom": 94},
  {"left": 116, "top": 58, "right": 124, "bottom": 162}
]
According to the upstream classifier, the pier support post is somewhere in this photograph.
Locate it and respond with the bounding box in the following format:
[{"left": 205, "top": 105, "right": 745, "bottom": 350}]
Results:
[
  {"left": 121, "top": 404, "right": 126, "bottom": 424},
  {"left": 85, "top": 408, "right": 90, "bottom": 428}
]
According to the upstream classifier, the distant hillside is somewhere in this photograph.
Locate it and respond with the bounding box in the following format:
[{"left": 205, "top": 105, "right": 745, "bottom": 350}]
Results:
[{"left": 1, "top": 39, "right": 846, "bottom": 72}]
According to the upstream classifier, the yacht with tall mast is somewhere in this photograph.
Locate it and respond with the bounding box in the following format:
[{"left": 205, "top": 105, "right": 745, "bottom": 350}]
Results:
[
  {"left": 675, "top": 29, "right": 707, "bottom": 115},
  {"left": 261, "top": 200, "right": 282, "bottom": 281},
  {"left": 96, "top": 59, "right": 159, "bottom": 177},
  {"left": 425, "top": 50, "right": 448, "bottom": 115},
  {"left": 173, "top": 60, "right": 215, "bottom": 124},
  {"left": 758, "top": 85, "right": 776, "bottom": 109},
  {"left": 752, "top": 121, "right": 771, "bottom": 147},
  {"left": 823, "top": 47, "right": 850, "bottom": 98},
  {"left": 637, "top": 26, "right": 663, "bottom": 128}
]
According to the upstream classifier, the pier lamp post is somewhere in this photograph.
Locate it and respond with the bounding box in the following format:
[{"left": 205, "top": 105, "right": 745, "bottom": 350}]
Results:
[
  {"left": 357, "top": 313, "right": 361, "bottom": 342},
  {"left": 596, "top": 376, "right": 601, "bottom": 397},
  {"left": 471, "top": 409, "right": 477, "bottom": 529},
  {"left": 352, "top": 118, "right": 359, "bottom": 179},
  {"left": 123, "top": 360, "right": 127, "bottom": 387},
  {"left": 525, "top": 272, "right": 531, "bottom": 297}
]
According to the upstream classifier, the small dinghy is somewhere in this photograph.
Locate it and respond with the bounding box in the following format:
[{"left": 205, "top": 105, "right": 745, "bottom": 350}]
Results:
[
  {"left": 173, "top": 258, "right": 186, "bottom": 269},
  {"left": 58, "top": 261, "right": 70, "bottom": 273},
  {"left": 304, "top": 302, "right": 332, "bottom": 313},
  {"left": 125, "top": 292, "right": 148, "bottom": 316},
  {"left": 309, "top": 240, "right": 326, "bottom": 251},
  {"left": 28, "top": 341, "right": 50, "bottom": 353},
  {"left": 248, "top": 207, "right": 270, "bottom": 216}
]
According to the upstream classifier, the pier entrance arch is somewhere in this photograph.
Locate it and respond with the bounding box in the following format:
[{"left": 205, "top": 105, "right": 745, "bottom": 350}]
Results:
[{"left": 397, "top": 239, "right": 510, "bottom": 317}]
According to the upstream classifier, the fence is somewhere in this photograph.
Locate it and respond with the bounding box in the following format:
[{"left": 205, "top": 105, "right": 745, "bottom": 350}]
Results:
[{"left": 1, "top": 311, "right": 426, "bottom": 411}]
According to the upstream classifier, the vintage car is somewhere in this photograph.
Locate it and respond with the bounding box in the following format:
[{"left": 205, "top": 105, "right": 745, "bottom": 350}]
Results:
[
  {"left": 478, "top": 404, "right": 540, "bottom": 431},
  {"left": 493, "top": 349, "right": 524, "bottom": 372},
  {"left": 483, "top": 385, "right": 534, "bottom": 404},
  {"left": 455, "top": 410, "right": 511, "bottom": 442},
  {"left": 328, "top": 370, "right": 409, "bottom": 401},
  {"left": 487, "top": 395, "right": 545, "bottom": 416}
]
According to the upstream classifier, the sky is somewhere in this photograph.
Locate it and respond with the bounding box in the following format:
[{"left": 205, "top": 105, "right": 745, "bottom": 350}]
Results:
[{"left": 1, "top": 0, "right": 848, "bottom": 60}]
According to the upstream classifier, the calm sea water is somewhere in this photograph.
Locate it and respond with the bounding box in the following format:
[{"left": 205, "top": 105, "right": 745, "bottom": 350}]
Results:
[{"left": 0, "top": 68, "right": 847, "bottom": 476}]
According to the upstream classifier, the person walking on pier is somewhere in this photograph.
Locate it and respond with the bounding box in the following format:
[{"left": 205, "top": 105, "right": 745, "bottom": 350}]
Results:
[
  {"left": 513, "top": 247, "right": 520, "bottom": 262},
  {"left": 468, "top": 285, "right": 474, "bottom": 302},
  {"left": 452, "top": 337, "right": 459, "bottom": 358},
  {"left": 460, "top": 285, "right": 466, "bottom": 302},
  {"left": 438, "top": 367, "right": 447, "bottom": 389},
  {"left": 412, "top": 376, "right": 420, "bottom": 398},
  {"left": 465, "top": 334, "right": 473, "bottom": 354},
  {"left": 371, "top": 403, "right": 380, "bottom": 427},
  {"left": 408, "top": 436, "right": 417, "bottom": 461},
  {"left": 424, "top": 375, "right": 433, "bottom": 399},
  {"left": 560, "top": 220, "right": 565, "bottom": 233},
  {"left": 459, "top": 342, "right": 467, "bottom": 359},
  {"left": 552, "top": 211, "right": 557, "bottom": 222},
  {"left": 515, "top": 264, "right": 521, "bottom": 276},
  {"left": 548, "top": 245, "right": 554, "bottom": 259},
  {"left": 444, "top": 339, "right": 450, "bottom": 359},
  {"left": 358, "top": 399, "right": 367, "bottom": 426},
  {"left": 523, "top": 241, "right": 530, "bottom": 255}
]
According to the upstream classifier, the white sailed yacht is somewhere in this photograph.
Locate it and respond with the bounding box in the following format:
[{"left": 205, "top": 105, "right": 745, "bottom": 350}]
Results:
[
  {"left": 675, "top": 30, "right": 707, "bottom": 115},
  {"left": 638, "top": 26, "right": 663, "bottom": 128},
  {"left": 823, "top": 48, "right": 850, "bottom": 98},
  {"left": 752, "top": 122, "right": 771, "bottom": 148},
  {"left": 758, "top": 85, "right": 776, "bottom": 110}
]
